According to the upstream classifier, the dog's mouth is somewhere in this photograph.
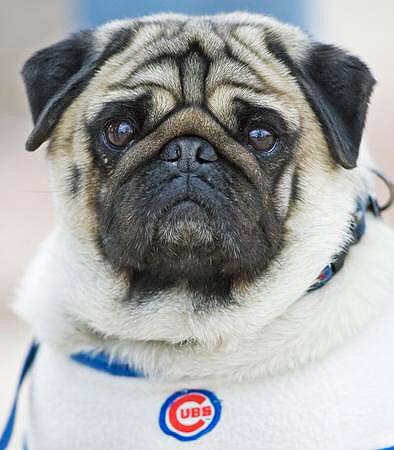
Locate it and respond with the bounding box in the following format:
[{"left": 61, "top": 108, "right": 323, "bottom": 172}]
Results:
[{"left": 134, "top": 166, "right": 229, "bottom": 255}]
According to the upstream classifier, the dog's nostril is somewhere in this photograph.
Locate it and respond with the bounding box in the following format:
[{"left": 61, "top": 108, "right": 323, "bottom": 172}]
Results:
[
  {"left": 159, "top": 136, "right": 218, "bottom": 168},
  {"left": 160, "top": 143, "right": 181, "bottom": 162},
  {"left": 196, "top": 143, "right": 218, "bottom": 163}
]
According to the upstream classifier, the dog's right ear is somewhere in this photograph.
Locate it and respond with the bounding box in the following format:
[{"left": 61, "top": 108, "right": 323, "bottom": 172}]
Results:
[
  {"left": 21, "top": 27, "right": 133, "bottom": 151},
  {"left": 21, "top": 31, "right": 96, "bottom": 151}
]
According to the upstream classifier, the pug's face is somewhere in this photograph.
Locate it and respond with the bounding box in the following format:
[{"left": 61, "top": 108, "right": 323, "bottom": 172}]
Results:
[{"left": 22, "top": 14, "right": 374, "bottom": 338}]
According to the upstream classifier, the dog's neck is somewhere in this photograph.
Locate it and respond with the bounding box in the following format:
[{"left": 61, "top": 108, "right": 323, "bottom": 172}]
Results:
[{"left": 14, "top": 202, "right": 394, "bottom": 381}]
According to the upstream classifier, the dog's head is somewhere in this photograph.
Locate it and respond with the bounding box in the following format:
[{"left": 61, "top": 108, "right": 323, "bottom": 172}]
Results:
[{"left": 22, "top": 13, "right": 375, "bottom": 343}]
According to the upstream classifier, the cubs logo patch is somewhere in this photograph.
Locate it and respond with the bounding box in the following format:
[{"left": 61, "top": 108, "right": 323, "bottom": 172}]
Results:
[{"left": 159, "top": 389, "right": 222, "bottom": 441}]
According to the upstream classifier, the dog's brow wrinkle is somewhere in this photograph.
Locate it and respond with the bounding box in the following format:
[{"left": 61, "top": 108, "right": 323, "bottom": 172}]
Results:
[
  {"left": 124, "top": 59, "right": 181, "bottom": 94},
  {"left": 227, "top": 29, "right": 290, "bottom": 99},
  {"left": 100, "top": 24, "right": 183, "bottom": 89},
  {"left": 208, "top": 82, "right": 265, "bottom": 99},
  {"left": 106, "top": 81, "right": 179, "bottom": 102},
  {"left": 206, "top": 58, "right": 266, "bottom": 96},
  {"left": 122, "top": 25, "right": 189, "bottom": 72},
  {"left": 213, "top": 34, "right": 278, "bottom": 97}
]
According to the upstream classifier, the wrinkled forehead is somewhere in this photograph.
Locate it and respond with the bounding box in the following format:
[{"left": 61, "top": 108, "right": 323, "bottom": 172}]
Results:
[{"left": 83, "top": 19, "right": 305, "bottom": 132}]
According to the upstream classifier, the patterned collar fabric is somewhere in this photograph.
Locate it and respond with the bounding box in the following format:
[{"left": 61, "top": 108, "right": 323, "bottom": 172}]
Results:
[{"left": 307, "top": 196, "right": 374, "bottom": 292}]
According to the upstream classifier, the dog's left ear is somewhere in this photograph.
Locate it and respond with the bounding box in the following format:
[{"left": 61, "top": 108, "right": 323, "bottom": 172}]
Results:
[
  {"left": 300, "top": 43, "right": 376, "bottom": 169},
  {"left": 21, "top": 31, "right": 96, "bottom": 151},
  {"left": 22, "top": 28, "right": 133, "bottom": 151}
]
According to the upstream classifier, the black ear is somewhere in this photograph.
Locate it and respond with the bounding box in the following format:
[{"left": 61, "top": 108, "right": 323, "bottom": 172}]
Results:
[
  {"left": 300, "top": 44, "right": 376, "bottom": 169},
  {"left": 21, "top": 27, "right": 134, "bottom": 151},
  {"left": 266, "top": 38, "right": 375, "bottom": 169},
  {"left": 21, "top": 31, "right": 95, "bottom": 151}
]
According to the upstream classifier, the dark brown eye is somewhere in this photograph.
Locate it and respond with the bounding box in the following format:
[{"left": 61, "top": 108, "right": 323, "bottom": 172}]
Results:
[
  {"left": 247, "top": 128, "right": 277, "bottom": 152},
  {"left": 104, "top": 119, "right": 136, "bottom": 149}
]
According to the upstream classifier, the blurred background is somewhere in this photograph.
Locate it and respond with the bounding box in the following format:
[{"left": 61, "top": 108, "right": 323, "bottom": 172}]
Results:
[{"left": 0, "top": 1, "right": 393, "bottom": 447}]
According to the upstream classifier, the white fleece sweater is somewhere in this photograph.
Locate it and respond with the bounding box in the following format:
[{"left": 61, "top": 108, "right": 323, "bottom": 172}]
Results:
[{"left": 26, "top": 295, "right": 394, "bottom": 450}]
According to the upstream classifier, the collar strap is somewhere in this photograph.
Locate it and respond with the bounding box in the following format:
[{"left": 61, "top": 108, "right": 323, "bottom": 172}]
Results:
[{"left": 308, "top": 195, "right": 378, "bottom": 292}]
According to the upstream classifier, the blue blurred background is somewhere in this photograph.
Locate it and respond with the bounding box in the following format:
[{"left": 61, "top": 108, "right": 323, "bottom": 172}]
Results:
[{"left": 78, "top": 0, "right": 306, "bottom": 29}]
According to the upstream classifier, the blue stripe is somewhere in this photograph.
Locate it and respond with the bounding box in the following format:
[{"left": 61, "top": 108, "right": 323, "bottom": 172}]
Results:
[
  {"left": 0, "top": 342, "right": 38, "bottom": 450},
  {"left": 71, "top": 351, "right": 144, "bottom": 377}
]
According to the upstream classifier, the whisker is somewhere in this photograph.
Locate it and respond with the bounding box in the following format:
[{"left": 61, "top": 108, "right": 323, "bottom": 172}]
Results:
[{"left": 13, "top": 189, "right": 69, "bottom": 194}]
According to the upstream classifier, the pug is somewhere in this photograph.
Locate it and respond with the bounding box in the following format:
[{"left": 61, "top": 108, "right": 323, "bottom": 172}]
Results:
[{"left": 7, "top": 12, "right": 394, "bottom": 450}]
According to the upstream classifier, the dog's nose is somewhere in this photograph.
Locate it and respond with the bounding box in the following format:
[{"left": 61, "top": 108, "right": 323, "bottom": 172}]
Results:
[{"left": 159, "top": 136, "right": 218, "bottom": 171}]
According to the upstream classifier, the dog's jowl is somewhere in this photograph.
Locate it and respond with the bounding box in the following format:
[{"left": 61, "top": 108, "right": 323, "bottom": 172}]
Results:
[{"left": 5, "top": 12, "right": 394, "bottom": 450}]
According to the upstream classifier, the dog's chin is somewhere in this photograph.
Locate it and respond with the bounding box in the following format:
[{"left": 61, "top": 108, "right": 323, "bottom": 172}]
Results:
[
  {"left": 141, "top": 200, "right": 224, "bottom": 282},
  {"left": 155, "top": 200, "right": 214, "bottom": 250}
]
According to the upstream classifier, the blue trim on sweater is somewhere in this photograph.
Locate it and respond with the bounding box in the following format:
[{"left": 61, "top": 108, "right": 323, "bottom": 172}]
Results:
[
  {"left": 0, "top": 344, "right": 143, "bottom": 450},
  {"left": 0, "top": 341, "right": 38, "bottom": 450},
  {"left": 71, "top": 351, "right": 144, "bottom": 377}
]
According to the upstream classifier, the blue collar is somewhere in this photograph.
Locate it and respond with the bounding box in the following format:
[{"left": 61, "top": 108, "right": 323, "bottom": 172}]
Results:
[
  {"left": 0, "top": 196, "right": 383, "bottom": 450},
  {"left": 307, "top": 195, "right": 376, "bottom": 292}
]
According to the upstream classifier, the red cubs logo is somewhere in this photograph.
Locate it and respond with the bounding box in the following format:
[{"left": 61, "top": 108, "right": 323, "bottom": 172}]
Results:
[{"left": 159, "top": 389, "right": 221, "bottom": 441}]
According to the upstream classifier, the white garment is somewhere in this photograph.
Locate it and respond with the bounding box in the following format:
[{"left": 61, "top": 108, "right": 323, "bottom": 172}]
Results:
[{"left": 26, "top": 296, "right": 394, "bottom": 450}]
